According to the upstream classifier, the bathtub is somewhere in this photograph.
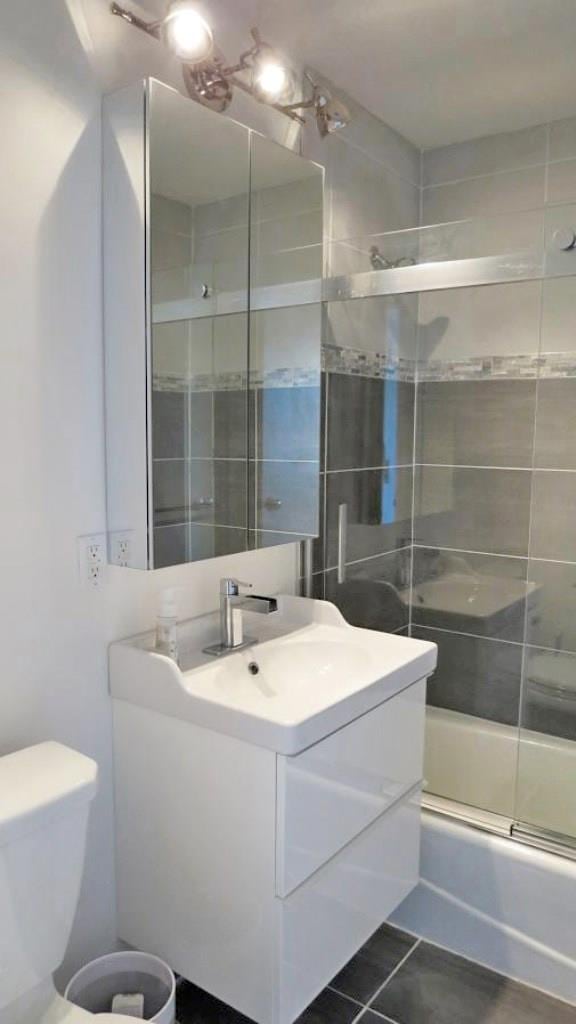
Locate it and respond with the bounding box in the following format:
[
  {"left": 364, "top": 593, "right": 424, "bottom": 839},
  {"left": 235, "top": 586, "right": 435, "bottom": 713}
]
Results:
[{"left": 390, "top": 795, "right": 576, "bottom": 1004}]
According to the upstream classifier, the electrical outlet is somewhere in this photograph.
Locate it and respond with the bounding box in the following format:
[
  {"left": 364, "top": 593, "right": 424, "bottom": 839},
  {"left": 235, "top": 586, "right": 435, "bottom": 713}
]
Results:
[
  {"left": 77, "top": 533, "right": 107, "bottom": 588},
  {"left": 109, "top": 530, "right": 134, "bottom": 567}
]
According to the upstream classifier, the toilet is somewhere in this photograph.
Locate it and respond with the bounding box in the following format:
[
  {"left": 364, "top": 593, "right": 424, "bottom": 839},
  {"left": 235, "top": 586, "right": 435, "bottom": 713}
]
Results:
[{"left": 0, "top": 741, "right": 136, "bottom": 1024}]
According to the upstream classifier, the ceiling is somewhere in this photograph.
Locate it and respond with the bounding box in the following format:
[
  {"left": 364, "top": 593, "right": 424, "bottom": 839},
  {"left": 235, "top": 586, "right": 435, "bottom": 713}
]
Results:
[{"left": 226, "top": 0, "right": 576, "bottom": 148}]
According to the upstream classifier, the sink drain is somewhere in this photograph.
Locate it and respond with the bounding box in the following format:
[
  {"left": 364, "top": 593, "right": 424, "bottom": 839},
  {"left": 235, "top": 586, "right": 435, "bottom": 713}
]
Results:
[{"left": 248, "top": 661, "right": 260, "bottom": 676}]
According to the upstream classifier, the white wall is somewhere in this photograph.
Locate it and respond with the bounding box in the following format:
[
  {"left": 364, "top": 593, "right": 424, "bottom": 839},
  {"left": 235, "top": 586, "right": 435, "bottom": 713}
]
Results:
[{"left": 0, "top": 0, "right": 299, "bottom": 984}]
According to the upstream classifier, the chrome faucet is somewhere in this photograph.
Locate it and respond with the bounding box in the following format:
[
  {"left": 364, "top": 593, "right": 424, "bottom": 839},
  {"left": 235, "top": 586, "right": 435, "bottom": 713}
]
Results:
[{"left": 203, "top": 578, "right": 278, "bottom": 657}]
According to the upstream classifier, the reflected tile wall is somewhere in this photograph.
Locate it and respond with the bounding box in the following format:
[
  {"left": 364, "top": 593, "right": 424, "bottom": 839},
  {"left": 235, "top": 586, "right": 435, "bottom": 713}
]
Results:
[
  {"left": 413, "top": 626, "right": 522, "bottom": 726},
  {"left": 328, "top": 374, "right": 414, "bottom": 470},
  {"left": 521, "top": 646, "right": 576, "bottom": 741},
  {"left": 414, "top": 466, "right": 531, "bottom": 557},
  {"left": 325, "top": 549, "right": 410, "bottom": 633},
  {"left": 416, "top": 380, "right": 536, "bottom": 468},
  {"left": 412, "top": 548, "right": 530, "bottom": 643},
  {"left": 326, "top": 466, "right": 413, "bottom": 567}
]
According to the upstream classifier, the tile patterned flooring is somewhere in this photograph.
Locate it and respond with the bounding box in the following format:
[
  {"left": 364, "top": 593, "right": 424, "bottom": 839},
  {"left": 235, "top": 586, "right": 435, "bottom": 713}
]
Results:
[{"left": 176, "top": 923, "right": 576, "bottom": 1024}]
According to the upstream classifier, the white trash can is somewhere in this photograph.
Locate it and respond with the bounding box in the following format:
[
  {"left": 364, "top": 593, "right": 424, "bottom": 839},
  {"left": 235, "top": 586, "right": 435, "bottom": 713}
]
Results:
[{"left": 65, "top": 951, "right": 176, "bottom": 1024}]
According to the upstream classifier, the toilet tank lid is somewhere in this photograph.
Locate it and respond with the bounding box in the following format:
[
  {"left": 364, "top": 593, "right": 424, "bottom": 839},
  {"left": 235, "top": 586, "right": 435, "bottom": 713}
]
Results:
[{"left": 0, "top": 742, "right": 98, "bottom": 847}]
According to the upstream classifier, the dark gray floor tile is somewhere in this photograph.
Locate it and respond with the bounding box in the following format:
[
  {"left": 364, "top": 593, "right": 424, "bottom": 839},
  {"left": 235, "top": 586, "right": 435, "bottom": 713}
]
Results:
[
  {"left": 357, "top": 1012, "right": 398, "bottom": 1024},
  {"left": 325, "top": 550, "right": 410, "bottom": 633},
  {"left": 414, "top": 466, "right": 531, "bottom": 557},
  {"left": 534, "top": 378, "right": 576, "bottom": 470},
  {"left": 413, "top": 626, "right": 523, "bottom": 725},
  {"left": 526, "top": 559, "right": 576, "bottom": 653},
  {"left": 531, "top": 471, "right": 576, "bottom": 561},
  {"left": 330, "top": 923, "right": 418, "bottom": 1004},
  {"left": 326, "top": 467, "right": 413, "bottom": 566},
  {"left": 257, "top": 385, "right": 320, "bottom": 461},
  {"left": 411, "top": 548, "right": 529, "bottom": 642},
  {"left": 176, "top": 980, "right": 254, "bottom": 1023},
  {"left": 327, "top": 374, "right": 414, "bottom": 471},
  {"left": 372, "top": 942, "right": 576, "bottom": 1024},
  {"left": 416, "top": 379, "right": 536, "bottom": 468},
  {"left": 522, "top": 646, "right": 576, "bottom": 741},
  {"left": 296, "top": 988, "right": 361, "bottom": 1024}
]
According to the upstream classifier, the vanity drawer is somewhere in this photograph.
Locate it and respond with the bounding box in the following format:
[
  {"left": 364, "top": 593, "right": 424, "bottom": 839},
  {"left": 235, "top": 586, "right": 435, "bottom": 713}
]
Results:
[
  {"left": 276, "top": 678, "right": 426, "bottom": 897},
  {"left": 278, "top": 787, "right": 421, "bottom": 1024}
]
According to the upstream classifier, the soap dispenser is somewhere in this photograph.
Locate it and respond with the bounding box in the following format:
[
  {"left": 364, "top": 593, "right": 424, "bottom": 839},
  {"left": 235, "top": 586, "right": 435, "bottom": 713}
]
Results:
[{"left": 156, "top": 588, "right": 179, "bottom": 663}]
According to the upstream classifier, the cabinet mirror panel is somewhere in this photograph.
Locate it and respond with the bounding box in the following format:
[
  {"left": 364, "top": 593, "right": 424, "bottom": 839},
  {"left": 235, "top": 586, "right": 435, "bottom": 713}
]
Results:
[
  {"left": 248, "top": 134, "right": 323, "bottom": 550},
  {"left": 104, "top": 79, "right": 323, "bottom": 569}
]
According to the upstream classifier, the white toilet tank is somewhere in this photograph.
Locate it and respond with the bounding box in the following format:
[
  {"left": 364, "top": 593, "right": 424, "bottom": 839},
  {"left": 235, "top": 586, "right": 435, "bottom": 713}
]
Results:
[{"left": 0, "top": 742, "right": 98, "bottom": 1010}]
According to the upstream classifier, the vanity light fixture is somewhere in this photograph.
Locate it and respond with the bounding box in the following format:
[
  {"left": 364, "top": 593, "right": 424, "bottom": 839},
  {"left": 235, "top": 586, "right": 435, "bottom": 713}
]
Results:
[{"left": 110, "top": 2, "right": 350, "bottom": 135}]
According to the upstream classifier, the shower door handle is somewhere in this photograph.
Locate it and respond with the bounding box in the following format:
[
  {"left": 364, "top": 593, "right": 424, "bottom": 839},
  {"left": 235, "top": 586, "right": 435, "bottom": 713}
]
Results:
[{"left": 337, "top": 503, "right": 348, "bottom": 584}]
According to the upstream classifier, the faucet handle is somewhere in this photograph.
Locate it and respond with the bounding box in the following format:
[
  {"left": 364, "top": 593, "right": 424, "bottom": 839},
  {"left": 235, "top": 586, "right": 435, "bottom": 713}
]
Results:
[{"left": 220, "top": 577, "right": 252, "bottom": 596}]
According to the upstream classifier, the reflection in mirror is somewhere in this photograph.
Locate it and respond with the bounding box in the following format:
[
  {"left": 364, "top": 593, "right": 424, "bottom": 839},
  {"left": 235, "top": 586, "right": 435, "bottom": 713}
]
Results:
[
  {"left": 149, "top": 81, "right": 251, "bottom": 567},
  {"left": 248, "top": 135, "right": 323, "bottom": 550}
]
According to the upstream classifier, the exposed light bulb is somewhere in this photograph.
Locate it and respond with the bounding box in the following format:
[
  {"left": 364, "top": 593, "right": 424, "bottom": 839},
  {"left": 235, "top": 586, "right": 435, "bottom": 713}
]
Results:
[
  {"left": 255, "top": 60, "right": 289, "bottom": 100},
  {"left": 163, "top": 3, "right": 213, "bottom": 63}
]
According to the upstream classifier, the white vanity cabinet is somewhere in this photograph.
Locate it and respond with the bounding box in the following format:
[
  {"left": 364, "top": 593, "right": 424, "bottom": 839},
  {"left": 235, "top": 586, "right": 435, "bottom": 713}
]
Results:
[{"left": 111, "top": 598, "right": 435, "bottom": 1024}]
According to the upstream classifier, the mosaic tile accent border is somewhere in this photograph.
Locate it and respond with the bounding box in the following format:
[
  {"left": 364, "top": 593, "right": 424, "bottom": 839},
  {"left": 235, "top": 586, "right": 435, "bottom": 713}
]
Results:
[
  {"left": 153, "top": 367, "right": 320, "bottom": 393},
  {"left": 417, "top": 351, "right": 576, "bottom": 382},
  {"left": 322, "top": 344, "right": 415, "bottom": 381}
]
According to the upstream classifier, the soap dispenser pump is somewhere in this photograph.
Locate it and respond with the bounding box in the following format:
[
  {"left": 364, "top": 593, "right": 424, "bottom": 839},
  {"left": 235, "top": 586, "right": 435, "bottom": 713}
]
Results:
[{"left": 156, "top": 587, "right": 179, "bottom": 663}]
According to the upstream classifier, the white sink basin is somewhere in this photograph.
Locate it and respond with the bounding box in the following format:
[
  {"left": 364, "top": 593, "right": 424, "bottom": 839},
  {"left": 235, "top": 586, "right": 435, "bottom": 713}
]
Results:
[{"left": 110, "top": 596, "right": 437, "bottom": 754}]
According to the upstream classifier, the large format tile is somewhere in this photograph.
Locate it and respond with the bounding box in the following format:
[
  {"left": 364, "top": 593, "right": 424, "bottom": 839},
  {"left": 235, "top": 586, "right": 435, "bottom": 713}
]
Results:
[
  {"left": 422, "top": 126, "right": 547, "bottom": 187},
  {"left": 372, "top": 942, "right": 576, "bottom": 1024},
  {"left": 414, "top": 466, "right": 531, "bottom": 557},
  {"left": 328, "top": 374, "right": 414, "bottom": 471},
  {"left": 547, "top": 159, "right": 576, "bottom": 205},
  {"left": 417, "top": 282, "right": 541, "bottom": 363},
  {"left": 416, "top": 380, "right": 536, "bottom": 468},
  {"left": 521, "top": 646, "right": 576, "bottom": 742},
  {"left": 526, "top": 559, "right": 576, "bottom": 652},
  {"left": 330, "top": 923, "right": 418, "bottom": 1004},
  {"left": 325, "top": 295, "right": 418, "bottom": 360},
  {"left": 550, "top": 117, "right": 576, "bottom": 161},
  {"left": 540, "top": 277, "right": 576, "bottom": 354},
  {"left": 413, "top": 626, "right": 523, "bottom": 725},
  {"left": 534, "top": 378, "right": 576, "bottom": 470},
  {"left": 411, "top": 548, "right": 529, "bottom": 642},
  {"left": 326, "top": 467, "right": 413, "bottom": 566},
  {"left": 530, "top": 471, "right": 576, "bottom": 561},
  {"left": 421, "top": 166, "right": 545, "bottom": 224},
  {"left": 213, "top": 390, "right": 249, "bottom": 460},
  {"left": 328, "top": 140, "right": 419, "bottom": 242},
  {"left": 325, "top": 549, "right": 410, "bottom": 633}
]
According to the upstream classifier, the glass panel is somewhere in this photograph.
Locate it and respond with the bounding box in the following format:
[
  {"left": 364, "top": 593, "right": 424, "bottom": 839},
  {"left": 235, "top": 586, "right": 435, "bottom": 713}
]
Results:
[
  {"left": 148, "top": 81, "right": 251, "bottom": 566},
  {"left": 514, "top": 273, "right": 576, "bottom": 842},
  {"left": 248, "top": 134, "right": 323, "bottom": 550}
]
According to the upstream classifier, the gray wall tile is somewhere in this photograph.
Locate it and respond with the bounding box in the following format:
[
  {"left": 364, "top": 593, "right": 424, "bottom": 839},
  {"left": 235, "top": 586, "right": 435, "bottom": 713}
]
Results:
[
  {"left": 422, "top": 166, "right": 545, "bottom": 225},
  {"left": 328, "top": 375, "right": 414, "bottom": 470},
  {"left": 415, "top": 466, "right": 531, "bottom": 556},
  {"left": 534, "top": 378, "right": 576, "bottom": 470},
  {"left": 530, "top": 470, "right": 576, "bottom": 561},
  {"left": 549, "top": 118, "right": 576, "bottom": 162},
  {"left": 326, "top": 466, "right": 413, "bottom": 566},
  {"left": 522, "top": 646, "right": 576, "bottom": 741},
  {"left": 416, "top": 380, "right": 536, "bottom": 468},
  {"left": 526, "top": 559, "right": 576, "bottom": 653},
  {"left": 422, "top": 125, "right": 547, "bottom": 187},
  {"left": 414, "top": 626, "right": 522, "bottom": 726}
]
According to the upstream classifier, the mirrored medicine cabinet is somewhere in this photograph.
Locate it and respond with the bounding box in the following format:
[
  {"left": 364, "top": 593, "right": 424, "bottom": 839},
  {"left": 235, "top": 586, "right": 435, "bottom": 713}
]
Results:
[{"left": 103, "top": 78, "right": 323, "bottom": 569}]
